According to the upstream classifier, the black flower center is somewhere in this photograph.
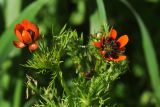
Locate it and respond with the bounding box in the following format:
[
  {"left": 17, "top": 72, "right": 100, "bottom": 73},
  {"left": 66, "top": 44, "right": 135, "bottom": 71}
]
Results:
[{"left": 102, "top": 37, "right": 120, "bottom": 59}]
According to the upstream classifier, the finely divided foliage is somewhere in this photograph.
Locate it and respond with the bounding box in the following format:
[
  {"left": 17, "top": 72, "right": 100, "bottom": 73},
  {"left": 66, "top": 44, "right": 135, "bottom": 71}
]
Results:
[{"left": 24, "top": 25, "right": 128, "bottom": 106}]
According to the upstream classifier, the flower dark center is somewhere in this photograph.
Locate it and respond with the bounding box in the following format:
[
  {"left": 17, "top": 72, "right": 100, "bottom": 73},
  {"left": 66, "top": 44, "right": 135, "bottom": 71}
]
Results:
[{"left": 102, "top": 37, "right": 120, "bottom": 59}]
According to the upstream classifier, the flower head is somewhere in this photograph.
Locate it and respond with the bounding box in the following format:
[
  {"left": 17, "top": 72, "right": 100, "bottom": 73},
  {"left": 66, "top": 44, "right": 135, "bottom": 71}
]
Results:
[
  {"left": 94, "top": 29, "right": 129, "bottom": 61},
  {"left": 13, "top": 19, "right": 40, "bottom": 52}
]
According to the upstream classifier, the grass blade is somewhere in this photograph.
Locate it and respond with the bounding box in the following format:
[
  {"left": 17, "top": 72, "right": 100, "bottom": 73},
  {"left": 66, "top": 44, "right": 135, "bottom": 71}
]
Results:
[
  {"left": 5, "top": 0, "right": 21, "bottom": 28},
  {"left": 120, "top": 0, "right": 160, "bottom": 104},
  {"left": 96, "top": 0, "right": 107, "bottom": 24},
  {"left": 90, "top": 10, "right": 101, "bottom": 33},
  {"left": 90, "top": 0, "right": 108, "bottom": 33}
]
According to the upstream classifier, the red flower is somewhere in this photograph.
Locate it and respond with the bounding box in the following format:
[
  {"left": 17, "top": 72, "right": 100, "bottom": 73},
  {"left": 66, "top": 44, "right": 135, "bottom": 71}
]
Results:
[
  {"left": 94, "top": 29, "right": 129, "bottom": 61},
  {"left": 13, "top": 20, "right": 40, "bottom": 52}
]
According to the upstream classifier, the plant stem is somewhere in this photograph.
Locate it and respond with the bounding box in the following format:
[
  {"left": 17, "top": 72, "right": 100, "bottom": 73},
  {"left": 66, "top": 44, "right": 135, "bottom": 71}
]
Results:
[{"left": 56, "top": 65, "right": 70, "bottom": 96}]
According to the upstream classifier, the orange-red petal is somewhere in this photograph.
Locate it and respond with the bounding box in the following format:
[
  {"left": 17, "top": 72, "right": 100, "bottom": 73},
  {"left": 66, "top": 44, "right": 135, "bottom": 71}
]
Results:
[
  {"left": 21, "top": 30, "right": 32, "bottom": 44},
  {"left": 22, "top": 20, "right": 39, "bottom": 41},
  {"left": 28, "top": 23, "right": 39, "bottom": 40},
  {"left": 14, "top": 24, "right": 23, "bottom": 33},
  {"left": 13, "top": 41, "right": 26, "bottom": 48},
  {"left": 109, "top": 29, "right": 117, "bottom": 39},
  {"left": 94, "top": 41, "right": 102, "bottom": 48},
  {"left": 113, "top": 55, "right": 126, "bottom": 61},
  {"left": 105, "top": 55, "right": 126, "bottom": 61},
  {"left": 15, "top": 30, "right": 23, "bottom": 42},
  {"left": 22, "top": 19, "right": 30, "bottom": 29},
  {"left": 117, "top": 35, "right": 129, "bottom": 48},
  {"left": 29, "top": 42, "right": 39, "bottom": 52},
  {"left": 14, "top": 24, "right": 24, "bottom": 42},
  {"left": 100, "top": 50, "right": 106, "bottom": 55}
]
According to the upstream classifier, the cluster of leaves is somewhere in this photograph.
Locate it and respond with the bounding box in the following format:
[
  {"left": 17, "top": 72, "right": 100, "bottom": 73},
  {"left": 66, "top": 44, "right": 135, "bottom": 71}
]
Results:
[{"left": 24, "top": 25, "right": 128, "bottom": 107}]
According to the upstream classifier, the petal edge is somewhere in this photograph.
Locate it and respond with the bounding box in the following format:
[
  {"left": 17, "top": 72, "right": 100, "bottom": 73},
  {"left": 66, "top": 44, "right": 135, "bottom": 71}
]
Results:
[
  {"left": 113, "top": 55, "right": 126, "bottom": 61},
  {"left": 29, "top": 42, "right": 39, "bottom": 52},
  {"left": 22, "top": 30, "right": 32, "bottom": 44},
  {"left": 13, "top": 41, "right": 25, "bottom": 48},
  {"left": 94, "top": 41, "right": 102, "bottom": 48},
  {"left": 109, "top": 29, "right": 117, "bottom": 39},
  {"left": 117, "top": 35, "right": 129, "bottom": 48}
]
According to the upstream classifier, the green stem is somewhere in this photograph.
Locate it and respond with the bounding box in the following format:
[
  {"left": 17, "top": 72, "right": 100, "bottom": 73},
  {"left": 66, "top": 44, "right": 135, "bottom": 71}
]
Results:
[
  {"left": 95, "top": 60, "right": 100, "bottom": 71},
  {"left": 57, "top": 66, "right": 70, "bottom": 96}
]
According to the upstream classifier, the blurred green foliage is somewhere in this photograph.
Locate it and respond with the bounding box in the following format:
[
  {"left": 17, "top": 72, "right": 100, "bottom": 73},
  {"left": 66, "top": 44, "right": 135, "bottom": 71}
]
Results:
[{"left": 0, "top": 0, "right": 160, "bottom": 107}]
